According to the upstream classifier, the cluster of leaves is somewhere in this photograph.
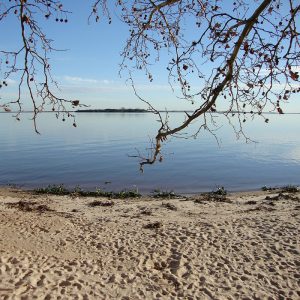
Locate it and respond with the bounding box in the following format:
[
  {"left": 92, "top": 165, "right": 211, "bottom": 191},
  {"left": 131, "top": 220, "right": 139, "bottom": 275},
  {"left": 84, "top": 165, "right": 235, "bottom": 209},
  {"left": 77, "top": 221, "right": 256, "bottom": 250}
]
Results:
[
  {"left": 261, "top": 185, "right": 277, "bottom": 191},
  {"left": 194, "top": 186, "right": 229, "bottom": 203},
  {"left": 211, "top": 186, "right": 227, "bottom": 196},
  {"left": 151, "top": 189, "right": 182, "bottom": 199},
  {"left": 35, "top": 184, "right": 69, "bottom": 195},
  {"left": 261, "top": 184, "right": 298, "bottom": 193},
  {"left": 280, "top": 185, "right": 299, "bottom": 193}
]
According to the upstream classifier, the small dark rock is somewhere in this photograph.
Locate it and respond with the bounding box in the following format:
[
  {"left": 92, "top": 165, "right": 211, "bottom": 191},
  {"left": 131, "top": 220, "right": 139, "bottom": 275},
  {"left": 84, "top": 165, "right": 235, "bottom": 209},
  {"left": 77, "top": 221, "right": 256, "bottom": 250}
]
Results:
[
  {"left": 35, "top": 205, "right": 53, "bottom": 213},
  {"left": 245, "top": 200, "right": 257, "bottom": 205},
  {"left": 88, "top": 200, "right": 114, "bottom": 207},
  {"left": 194, "top": 198, "right": 205, "bottom": 204},
  {"left": 143, "top": 221, "right": 162, "bottom": 229},
  {"left": 140, "top": 209, "right": 152, "bottom": 216},
  {"left": 162, "top": 202, "right": 177, "bottom": 211}
]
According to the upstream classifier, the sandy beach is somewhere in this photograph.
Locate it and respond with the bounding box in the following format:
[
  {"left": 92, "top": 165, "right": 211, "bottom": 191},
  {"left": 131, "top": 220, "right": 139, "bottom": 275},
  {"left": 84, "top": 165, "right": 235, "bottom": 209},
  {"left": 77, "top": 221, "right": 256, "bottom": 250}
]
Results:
[{"left": 0, "top": 187, "right": 299, "bottom": 299}]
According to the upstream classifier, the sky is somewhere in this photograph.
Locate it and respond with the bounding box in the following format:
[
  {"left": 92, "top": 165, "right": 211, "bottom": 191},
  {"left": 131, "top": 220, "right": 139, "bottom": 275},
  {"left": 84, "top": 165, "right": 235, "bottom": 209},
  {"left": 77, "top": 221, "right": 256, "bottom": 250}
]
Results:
[
  {"left": 1, "top": 0, "right": 185, "bottom": 110},
  {"left": 0, "top": 0, "right": 300, "bottom": 112}
]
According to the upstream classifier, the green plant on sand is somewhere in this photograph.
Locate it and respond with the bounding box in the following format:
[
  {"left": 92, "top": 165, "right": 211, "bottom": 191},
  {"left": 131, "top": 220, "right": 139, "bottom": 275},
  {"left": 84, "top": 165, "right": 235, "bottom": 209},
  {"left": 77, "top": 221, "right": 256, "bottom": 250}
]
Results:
[{"left": 34, "top": 185, "right": 141, "bottom": 199}]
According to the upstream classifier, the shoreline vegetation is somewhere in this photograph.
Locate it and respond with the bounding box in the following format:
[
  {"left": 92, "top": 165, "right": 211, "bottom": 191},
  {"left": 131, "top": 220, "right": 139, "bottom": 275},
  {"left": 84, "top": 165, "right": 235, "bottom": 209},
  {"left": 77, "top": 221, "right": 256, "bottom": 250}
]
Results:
[
  {"left": 2, "top": 183, "right": 299, "bottom": 198},
  {"left": 0, "top": 185, "right": 299, "bottom": 299},
  {"left": 29, "top": 183, "right": 300, "bottom": 198}
]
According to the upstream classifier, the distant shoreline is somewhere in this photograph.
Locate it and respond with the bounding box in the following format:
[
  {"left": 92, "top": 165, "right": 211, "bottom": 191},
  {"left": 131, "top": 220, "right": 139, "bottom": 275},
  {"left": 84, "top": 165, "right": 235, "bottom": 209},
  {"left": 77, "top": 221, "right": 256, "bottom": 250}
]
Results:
[
  {"left": 75, "top": 109, "right": 196, "bottom": 113},
  {"left": 76, "top": 108, "right": 149, "bottom": 113},
  {"left": 75, "top": 109, "right": 300, "bottom": 114},
  {"left": 1, "top": 109, "right": 300, "bottom": 114}
]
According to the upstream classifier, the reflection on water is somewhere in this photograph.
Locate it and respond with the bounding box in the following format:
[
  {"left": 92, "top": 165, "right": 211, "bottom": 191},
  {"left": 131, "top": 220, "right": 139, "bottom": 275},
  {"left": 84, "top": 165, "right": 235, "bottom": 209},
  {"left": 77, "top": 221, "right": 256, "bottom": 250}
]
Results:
[{"left": 0, "top": 112, "right": 299, "bottom": 193}]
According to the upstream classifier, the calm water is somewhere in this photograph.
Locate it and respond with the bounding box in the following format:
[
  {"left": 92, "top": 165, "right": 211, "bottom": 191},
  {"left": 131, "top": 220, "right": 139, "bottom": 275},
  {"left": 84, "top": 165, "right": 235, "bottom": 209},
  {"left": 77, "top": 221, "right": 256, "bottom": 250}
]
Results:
[{"left": 0, "top": 112, "right": 299, "bottom": 193}]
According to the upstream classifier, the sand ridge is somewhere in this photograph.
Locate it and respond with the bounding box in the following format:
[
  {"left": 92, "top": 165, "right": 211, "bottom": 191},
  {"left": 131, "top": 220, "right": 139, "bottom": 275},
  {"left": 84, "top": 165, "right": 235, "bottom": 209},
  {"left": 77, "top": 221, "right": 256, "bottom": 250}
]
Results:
[{"left": 0, "top": 187, "right": 299, "bottom": 299}]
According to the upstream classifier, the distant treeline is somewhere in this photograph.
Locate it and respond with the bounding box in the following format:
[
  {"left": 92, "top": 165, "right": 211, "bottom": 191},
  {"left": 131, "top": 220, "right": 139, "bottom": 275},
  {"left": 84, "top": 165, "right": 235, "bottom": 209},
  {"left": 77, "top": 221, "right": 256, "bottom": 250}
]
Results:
[
  {"left": 73, "top": 108, "right": 300, "bottom": 114},
  {"left": 76, "top": 108, "right": 149, "bottom": 113}
]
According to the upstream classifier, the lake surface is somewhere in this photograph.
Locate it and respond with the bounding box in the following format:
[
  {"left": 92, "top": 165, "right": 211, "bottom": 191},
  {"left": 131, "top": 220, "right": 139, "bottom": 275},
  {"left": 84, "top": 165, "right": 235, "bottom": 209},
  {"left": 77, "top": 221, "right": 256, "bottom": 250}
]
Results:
[{"left": 0, "top": 112, "right": 299, "bottom": 193}]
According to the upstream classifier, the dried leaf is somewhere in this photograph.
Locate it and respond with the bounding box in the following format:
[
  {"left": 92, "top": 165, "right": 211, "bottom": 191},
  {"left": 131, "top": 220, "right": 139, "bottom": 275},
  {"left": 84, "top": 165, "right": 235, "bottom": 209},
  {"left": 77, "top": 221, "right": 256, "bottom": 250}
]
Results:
[
  {"left": 277, "top": 107, "right": 284, "bottom": 114},
  {"left": 72, "top": 100, "right": 80, "bottom": 106},
  {"left": 290, "top": 71, "right": 299, "bottom": 81}
]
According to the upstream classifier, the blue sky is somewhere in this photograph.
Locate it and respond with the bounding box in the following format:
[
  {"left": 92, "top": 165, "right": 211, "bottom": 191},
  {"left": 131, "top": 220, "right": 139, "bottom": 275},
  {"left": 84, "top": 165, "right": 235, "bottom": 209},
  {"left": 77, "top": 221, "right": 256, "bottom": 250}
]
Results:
[
  {"left": 1, "top": 1, "right": 300, "bottom": 112},
  {"left": 1, "top": 0, "right": 185, "bottom": 110}
]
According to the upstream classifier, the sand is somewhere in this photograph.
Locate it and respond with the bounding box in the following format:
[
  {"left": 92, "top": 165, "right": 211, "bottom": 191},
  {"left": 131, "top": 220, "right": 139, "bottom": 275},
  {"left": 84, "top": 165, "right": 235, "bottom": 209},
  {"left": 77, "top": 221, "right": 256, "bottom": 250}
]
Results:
[{"left": 0, "top": 187, "right": 299, "bottom": 299}]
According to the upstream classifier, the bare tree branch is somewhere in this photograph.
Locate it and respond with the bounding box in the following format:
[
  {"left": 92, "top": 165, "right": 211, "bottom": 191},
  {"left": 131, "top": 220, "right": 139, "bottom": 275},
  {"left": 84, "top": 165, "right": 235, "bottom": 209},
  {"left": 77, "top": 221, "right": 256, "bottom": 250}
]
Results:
[
  {"left": 90, "top": 0, "right": 299, "bottom": 170},
  {"left": 0, "top": 0, "right": 86, "bottom": 132}
]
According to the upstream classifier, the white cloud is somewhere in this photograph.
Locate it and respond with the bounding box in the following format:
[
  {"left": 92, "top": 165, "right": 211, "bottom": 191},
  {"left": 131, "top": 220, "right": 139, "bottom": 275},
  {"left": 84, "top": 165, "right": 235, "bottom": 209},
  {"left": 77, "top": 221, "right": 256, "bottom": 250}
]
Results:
[
  {"left": 264, "top": 82, "right": 300, "bottom": 90},
  {"left": 256, "top": 65, "right": 300, "bottom": 77},
  {"left": 0, "top": 78, "right": 16, "bottom": 85},
  {"left": 63, "top": 76, "right": 112, "bottom": 84},
  {"left": 61, "top": 75, "right": 177, "bottom": 92},
  {"left": 5, "top": 78, "right": 16, "bottom": 85},
  {"left": 291, "top": 66, "right": 300, "bottom": 73},
  {"left": 64, "top": 76, "right": 98, "bottom": 83}
]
